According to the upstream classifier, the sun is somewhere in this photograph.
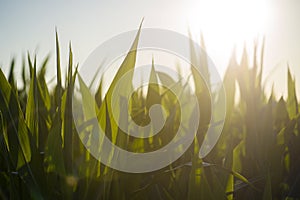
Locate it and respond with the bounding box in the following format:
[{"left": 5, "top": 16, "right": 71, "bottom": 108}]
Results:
[{"left": 187, "top": 0, "right": 270, "bottom": 55}]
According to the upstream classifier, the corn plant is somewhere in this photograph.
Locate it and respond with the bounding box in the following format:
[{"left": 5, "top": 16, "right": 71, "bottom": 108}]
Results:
[{"left": 0, "top": 26, "right": 300, "bottom": 200}]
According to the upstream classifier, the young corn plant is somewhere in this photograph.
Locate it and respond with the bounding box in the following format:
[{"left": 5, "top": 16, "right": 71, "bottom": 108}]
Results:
[{"left": 0, "top": 26, "right": 299, "bottom": 200}]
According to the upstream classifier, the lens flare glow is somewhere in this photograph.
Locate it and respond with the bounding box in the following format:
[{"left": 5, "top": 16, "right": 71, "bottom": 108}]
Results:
[{"left": 188, "top": 0, "right": 269, "bottom": 43}]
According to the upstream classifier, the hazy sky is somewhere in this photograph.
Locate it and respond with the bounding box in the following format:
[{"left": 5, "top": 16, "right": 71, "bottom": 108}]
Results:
[{"left": 0, "top": 0, "right": 300, "bottom": 97}]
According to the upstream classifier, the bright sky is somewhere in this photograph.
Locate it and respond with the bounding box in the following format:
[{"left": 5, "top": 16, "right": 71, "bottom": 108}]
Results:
[{"left": 0, "top": 0, "right": 300, "bottom": 98}]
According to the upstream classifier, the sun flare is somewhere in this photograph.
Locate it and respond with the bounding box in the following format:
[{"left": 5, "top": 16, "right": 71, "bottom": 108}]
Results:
[{"left": 188, "top": 0, "right": 269, "bottom": 51}]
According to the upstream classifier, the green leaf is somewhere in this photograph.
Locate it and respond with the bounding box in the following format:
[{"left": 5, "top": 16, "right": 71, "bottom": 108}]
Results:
[
  {"left": 189, "top": 42, "right": 211, "bottom": 145},
  {"left": 287, "top": 66, "right": 298, "bottom": 119},
  {"left": 0, "top": 68, "right": 43, "bottom": 199},
  {"left": 78, "top": 74, "right": 99, "bottom": 120},
  {"left": 99, "top": 21, "right": 143, "bottom": 142},
  {"left": 8, "top": 58, "right": 16, "bottom": 91},
  {"left": 223, "top": 51, "right": 237, "bottom": 120},
  {"left": 45, "top": 111, "right": 65, "bottom": 175},
  {"left": 63, "top": 43, "right": 74, "bottom": 175},
  {"left": 95, "top": 75, "right": 103, "bottom": 108},
  {"left": 25, "top": 55, "right": 39, "bottom": 147},
  {"left": 157, "top": 71, "right": 176, "bottom": 87},
  {"left": 0, "top": 68, "right": 31, "bottom": 167},
  {"left": 55, "top": 29, "right": 62, "bottom": 102}
]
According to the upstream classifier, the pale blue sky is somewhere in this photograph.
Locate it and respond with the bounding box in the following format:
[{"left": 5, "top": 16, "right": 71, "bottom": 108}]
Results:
[{"left": 0, "top": 0, "right": 300, "bottom": 97}]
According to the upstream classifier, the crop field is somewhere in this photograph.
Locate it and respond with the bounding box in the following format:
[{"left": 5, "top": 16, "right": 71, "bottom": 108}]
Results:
[{"left": 0, "top": 27, "right": 300, "bottom": 200}]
